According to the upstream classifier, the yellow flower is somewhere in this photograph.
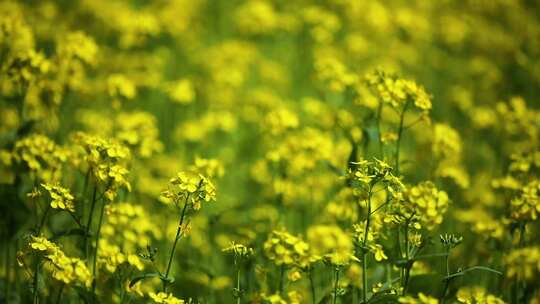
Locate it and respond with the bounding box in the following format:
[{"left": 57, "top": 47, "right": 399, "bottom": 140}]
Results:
[
  {"left": 399, "top": 293, "right": 439, "bottom": 304},
  {"left": 264, "top": 230, "right": 315, "bottom": 268},
  {"left": 108, "top": 74, "right": 136, "bottom": 100},
  {"left": 115, "top": 111, "right": 163, "bottom": 158},
  {"left": 30, "top": 236, "right": 56, "bottom": 252},
  {"left": 57, "top": 31, "right": 98, "bottom": 65},
  {"left": 41, "top": 182, "right": 75, "bottom": 212},
  {"left": 161, "top": 170, "right": 216, "bottom": 208},
  {"left": 366, "top": 70, "right": 432, "bottom": 113},
  {"left": 399, "top": 181, "right": 450, "bottom": 230},
  {"left": 307, "top": 225, "right": 356, "bottom": 266},
  {"left": 166, "top": 78, "right": 195, "bottom": 104},
  {"left": 73, "top": 132, "right": 131, "bottom": 201},
  {"left": 504, "top": 247, "right": 540, "bottom": 281},
  {"left": 148, "top": 292, "right": 185, "bottom": 304},
  {"left": 222, "top": 241, "right": 254, "bottom": 258},
  {"left": 456, "top": 286, "right": 506, "bottom": 304},
  {"left": 370, "top": 244, "right": 388, "bottom": 262},
  {"left": 12, "top": 134, "right": 67, "bottom": 180},
  {"left": 510, "top": 179, "right": 540, "bottom": 221},
  {"left": 314, "top": 56, "right": 357, "bottom": 92},
  {"left": 28, "top": 236, "right": 91, "bottom": 287}
]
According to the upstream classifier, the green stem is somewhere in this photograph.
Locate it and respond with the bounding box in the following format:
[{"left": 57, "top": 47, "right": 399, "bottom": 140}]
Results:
[
  {"left": 309, "top": 268, "right": 316, "bottom": 304},
  {"left": 163, "top": 195, "right": 190, "bottom": 292},
  {"left": 278, "top": 264, "right": 285, "bottom": 295},
  {"left": 361, "top": 188, "right": 373, "bottom": 304},
  {"left": 236, "top": 264, "right": 241, "bottom": 304},
  {"left": 91, "top": 198, "right": 106, "bottom": 296},
  {"left": 513, "top": 222, "right": 526, "bottom": 303},
  {"left": 37, "top": 205, "right": 51, "bottom": 235},
  {"left": 440, "top": 248, "right": 451, "bottom": 304},
  {"left": 32, "top": 260, "right": 39, "bottom": 304},
  {"left": 84, "top": 185, "right": 98, "bottom": 259},
  {"left": 4, "top": 241, "right": 10, "bottom": 301},
  {"left": 395, "top": 101, "right": 410, "bottom": 174},
  {"left": 402, "top": 221, "right": 412, "bottom": 295},
  {"left": 333, "top": 267, "right": 340, "bottom": 304},
  {"left": 32, "top": 203, "right": 51, "bottom": 304},
  {"left": 55, "top": 283, "right": 65, "bottom": 304},
  {"left": 375, "top": 101, "right": 384, "bottom": 157}
]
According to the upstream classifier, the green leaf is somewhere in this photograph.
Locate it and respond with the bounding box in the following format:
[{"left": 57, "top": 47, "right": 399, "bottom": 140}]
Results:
[
  {"left": 129, "top": 272, "right": 161, "bottom": 288},
  {"left": 443, "top": 266, "right": 502, "bottom": 280}
]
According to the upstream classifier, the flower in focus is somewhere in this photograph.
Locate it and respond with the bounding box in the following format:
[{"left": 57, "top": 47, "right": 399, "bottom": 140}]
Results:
[
  {"left": 161, "top": 170, "right": 216, "bottom": 210},
  {"left": 41, "top": 182, "right": 75, "bottom": 212}
]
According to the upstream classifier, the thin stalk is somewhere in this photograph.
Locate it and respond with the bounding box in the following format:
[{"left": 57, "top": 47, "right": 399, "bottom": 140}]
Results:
[
  {"left": 236, "top": 264, "right": 241, "bottom": 304},
  {"left": 513, "top": 222, "right": 526, "bottom": 303},
  {"left": 92, "top": 198, "right": 106, "bottom": 296},
  {"left": 278, "top": 264, "right": 285, "bottom": 295},
  {"left": 333, "top": 267, "right": 340, "bottom": 304},
  {"left": 375, "top": 101, "right": 384, "bottom": 157},
  {"left": 361, "top": 187, "right": 373, "bottom": 304},
  {"left": 403, "top": 266, "right": 412, "bottom": 296},
  {"left": 163, "top": 195, "right": 190, "bottom": 292},
  {"left": 33, "top": 203, "right": 51, "bottom": 304},
  {"left": 80, "top": 169, "right": 90, "bottom": 222},
  {"left": 37, "top": 205, "right": 51, "bottom": 235},
  {"left": 84, "top": 185, "right": 98, "bottom": 259},
  {"left": 55, "top": 283, "right": 65, "bottom": 304},
  {"left": 394, "top": 101, "right": 410, "bottom": 174},
  {"left": 362, "top": 253, "right": 368, "bottom": 304},
  {"left": 396, "top": 226, "right": 402, "bottom": 262},
  {"left": 14, "top": 238, "right": 20, "bottom": 297},
  {"left": 309, "top": 268, "right": 316, "bottom": 304},
  {"left": 402, "top": 219, "right": 413, "bottom": 295},
  {"left": 440, "top": 248, "right": 451, "bottom": 304},
  {"left": 4, "top": 241, "right": 10, "bottom": 301},
  {"left": 68, "top": 211, "right": 84, "bottom": 229},
  {"left": 32, "top": 260, "right": 40, "bottom": 304}
]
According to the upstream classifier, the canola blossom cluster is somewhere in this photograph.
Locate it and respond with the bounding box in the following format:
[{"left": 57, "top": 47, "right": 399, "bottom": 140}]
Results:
[
  {"left": 23, "top": 236, "right": 92, "bottom": 288},
  {"left": 0, "top": 0, "right": 540, "bottom": 303}
]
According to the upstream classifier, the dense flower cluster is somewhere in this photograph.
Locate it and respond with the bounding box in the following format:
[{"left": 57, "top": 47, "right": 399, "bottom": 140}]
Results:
[
  {"left": 222, "top": 241, "right": 254, "bottom": 258},
  {"left": 12, "top": 134, "right": 67, "bottom": 180},
  {"left": 456, "top": 286, "right": 505, "bottom": 304},
  {"left": 148, "top": 292, "right": 185, "bottom": 304},
  {"left": 365, "top": 70, "right": 432, "bottom": 113},
  {"left": 504, "top": 247, "right": 540, "bottom": 281},
  {"left": 263, "top": 230, "right": 314, "bottom": 268},
  {"left": 73, "top": 132, "right": 131, "bottom": 200},
  {"left": 41, "top": 182, "right": 75, "bottom": 212},
  {"left": 510, "top": 179, "right": 540, "bottom": 221},
  {"left": 399, "top": 181, "right": 450, "bottom": 230},
  {"left": 399, "top": 293, "right": 438, "bottom": 304},
  {"left": 348, "top": 158, "right": 404, "bottom": 197},
  {"left": 161, "top": 171, "right": 216, "bottom": 210},
  {"left": 27, "top": 236, "right": 92, "bottom": 287},
  {"left": 307, "top": 224, "right": 356, "bottom": 265}
]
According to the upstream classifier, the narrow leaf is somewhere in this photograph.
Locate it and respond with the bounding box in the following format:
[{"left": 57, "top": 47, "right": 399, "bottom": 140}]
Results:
[{"left": 129, "top": 272, "right": 161, "bottom": 288}]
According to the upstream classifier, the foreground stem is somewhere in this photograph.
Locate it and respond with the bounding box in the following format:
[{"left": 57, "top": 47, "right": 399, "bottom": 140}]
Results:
[
  {"left": 163, "top": 195, "right": 190, "bottom": 292},
  {"left": 84, "top": 185, "right": 98, "bottom": 259},
  {"left": 361, "top": 188, "right": 373, "bottom": 303},
  {"left": 92, "top": 198, "right": 106, "bottom": 296},
  {"left": 309, "top": 268, "right": 316, "bottom": 304},
  {"left": 333, "top": 267, "right": 341, "bottom": 304},
  {"left": 395, "top": 101, "right": 410, "bottom": 174}
]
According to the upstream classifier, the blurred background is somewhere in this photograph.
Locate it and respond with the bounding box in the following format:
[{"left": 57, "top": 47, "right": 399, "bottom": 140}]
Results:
[{"left": 0, "top": 0, "right": 539, "bottom": 303}]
